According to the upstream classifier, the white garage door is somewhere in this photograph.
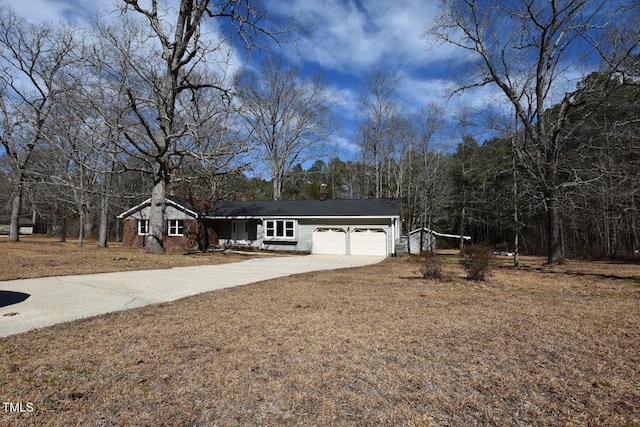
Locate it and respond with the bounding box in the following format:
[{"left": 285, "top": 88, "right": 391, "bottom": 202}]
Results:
[
  {"left": 312, "top": 228, "right": 347, "bottom": 254},
  {"left": 350, "top": 228, "right": 387, "bottom": 256}
]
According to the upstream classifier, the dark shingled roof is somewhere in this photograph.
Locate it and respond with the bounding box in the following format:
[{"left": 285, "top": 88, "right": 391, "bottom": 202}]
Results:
[{"left": 209, "top": 198, "right": 401, "bottom": 218}]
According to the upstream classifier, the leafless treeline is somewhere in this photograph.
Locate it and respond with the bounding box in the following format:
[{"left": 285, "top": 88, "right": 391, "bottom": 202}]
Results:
[{"left": 1, "top": 0, "right": 638, "bottom": 261}]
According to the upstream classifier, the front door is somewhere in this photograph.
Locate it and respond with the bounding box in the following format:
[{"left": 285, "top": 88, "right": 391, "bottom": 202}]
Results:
[{"left": 232, "top": 220, "right": 248, "bottom": 241}]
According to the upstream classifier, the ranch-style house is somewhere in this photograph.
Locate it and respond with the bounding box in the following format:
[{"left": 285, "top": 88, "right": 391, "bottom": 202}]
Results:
[{"left": 117, "top": 196, "right": 402, "bottom": 256}]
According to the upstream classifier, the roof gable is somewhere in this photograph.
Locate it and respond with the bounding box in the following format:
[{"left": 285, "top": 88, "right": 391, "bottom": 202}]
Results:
[{"left": 116, "top": 195, "right": 200, "bottom": 219}]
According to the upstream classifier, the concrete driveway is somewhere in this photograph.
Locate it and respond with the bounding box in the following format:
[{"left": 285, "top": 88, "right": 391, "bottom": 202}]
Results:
[{"left": 0, "top": 255, "right": 384, "bottom": 337}]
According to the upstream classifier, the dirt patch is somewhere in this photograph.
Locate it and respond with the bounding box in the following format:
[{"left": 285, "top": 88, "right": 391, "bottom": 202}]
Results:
[
  {"left": 0, "top": 254, "right": 638, "bottom": 425},
  {"left": 0, "top": 236, "right": 252, "bottom": 281}
]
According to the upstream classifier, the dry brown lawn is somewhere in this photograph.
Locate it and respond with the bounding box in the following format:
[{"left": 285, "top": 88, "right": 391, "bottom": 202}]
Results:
[
  {"left": 0, "top": 235, "right": 252, "bottom": 281},
  {"left": 0, "top": 241, "right": 639, "bottom": 426}
]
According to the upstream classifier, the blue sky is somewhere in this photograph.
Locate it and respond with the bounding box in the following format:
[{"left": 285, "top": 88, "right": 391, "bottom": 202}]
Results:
[
  {"left": 10, "top": 0, "right": 584, "bottom": 160},
  {"left": 10, "top": 0, "right": 484, "bottom": 157},
  {"left": 264, "top": 0, "right": 471, "bottom": 155}
]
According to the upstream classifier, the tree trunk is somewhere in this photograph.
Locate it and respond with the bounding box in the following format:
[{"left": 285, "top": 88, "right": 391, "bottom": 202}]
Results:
[
  {"left": 9, "top": 183, "right": 23, "bottom": 243},
  {"left": 459, "top": 205, "right": 466, "bottom": 251},
  {"left": 83, "top": 199, "right": 93, "bottom": 241},
  {"left": 147, "top": 162, "right": 168, "bottom": 254},
  {"left": 546, "top": 190, "right": 564, "bottom": 264},
  {"left": 98, "top": 191, "right": 109, "bottom": 248},
  {"left": 197, "top": 217, "right": 208, "bottom": 252},
  {"left": 116, "top": 216, "right": 122, "bottom": 243},
  {"left": 98, "top": 168, "right": 111, "bottom": 248},
  {"left": 78, "top": 205, "right": 85, "bottom": 247},
  {"left": 512, "top": 133, "right": 519, "bottom": 267},
  {"left": 59, "top": 206, "right": 67, "bottom": 243},
  {"left": 632, "top": 194, "right": 639, "bottom": 257},
  {"left": 272, "top": 174, "right": 282, "bottom": 200},
  {"left": 31, "top": 206, "right": 36, "bottom": 228},
  {"left": 513, "top": 198, "right": 520, "bottom": 267},
  {"left": 374, "top": 145, "right": 380, "bottom": 199},
  {"left": 75, "top": 185, "right": 85, "bottom": 247}
]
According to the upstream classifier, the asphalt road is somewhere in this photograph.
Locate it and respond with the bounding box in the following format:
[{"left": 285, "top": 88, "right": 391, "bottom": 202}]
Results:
[{"left": 0, "top": 255, "right": 384, "bottom": 337}]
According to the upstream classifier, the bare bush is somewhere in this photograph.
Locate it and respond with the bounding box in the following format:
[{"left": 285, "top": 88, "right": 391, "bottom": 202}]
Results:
[
  {"left": 414, "top": 251, "right": 447, "bottom": 281},
  {"left": 460, "top": 244, "right": 494, "bottom": 281}
]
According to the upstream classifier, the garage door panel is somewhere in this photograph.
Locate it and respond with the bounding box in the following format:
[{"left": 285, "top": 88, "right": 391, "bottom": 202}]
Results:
[
  {"left": 350, "top": 228, "right": 387, "bottom": 256},
  {"left": 313, "top": 228, "right": 346, "bottom": 254}
]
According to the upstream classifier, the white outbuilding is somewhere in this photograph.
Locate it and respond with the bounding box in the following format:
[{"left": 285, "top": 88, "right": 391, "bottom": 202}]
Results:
[{"left": 408, "top": 228, "right": 471, "bottom": 254}]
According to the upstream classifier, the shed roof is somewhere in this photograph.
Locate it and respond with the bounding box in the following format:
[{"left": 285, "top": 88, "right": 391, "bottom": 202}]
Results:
[
  {"left": 208, "top": 198, "right": 402, "bottom": 218},
  {"left": 0, "top": 215, "right": 34, "bottom": 226},
  {"left": 409, "top": 227, "right": 471, "bottom": 240}
]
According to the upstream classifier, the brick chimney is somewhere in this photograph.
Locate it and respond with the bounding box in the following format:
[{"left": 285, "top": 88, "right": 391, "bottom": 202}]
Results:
[{"left": 319, "top": 183, "right": 328, "bottom": 201}]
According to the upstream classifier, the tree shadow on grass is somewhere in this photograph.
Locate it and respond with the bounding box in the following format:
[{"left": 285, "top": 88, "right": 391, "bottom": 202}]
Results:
[{"left": 0, "top": 291, "right": 30, "bottom": 308}]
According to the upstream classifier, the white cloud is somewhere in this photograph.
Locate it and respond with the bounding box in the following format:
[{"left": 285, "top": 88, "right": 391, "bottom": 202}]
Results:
[
  {"left": 9, "top": 0, "right": 115, "bottom": 25},
  {"left": 8, "top": 0, "right": 244, "bottom": 88},
  {"left": 331, "top": 85, "right": 359, "bottom": 117},
  {"left": 397, "top": 74, "right": 451, "bottom": 108},
  {"left": 292, "top": 0, "right": 380, "bottom": 71},
  {"left": 10, "top": 0, "right": 512, "bottom": 145},
  {"left": 268, "top": 0, "right": 459, "bottom": 73},
  {"left": 9, "top": 0, "right": 71, "bottom": 23},
  {"left": 362, "top": 0, "right": 444, "bottom": 66},
  {"left": 264, "top": 0, "right": 472, "bottom": 142},
  {"left": 330, "top": 135, "right": 360, "bottom": 156}
]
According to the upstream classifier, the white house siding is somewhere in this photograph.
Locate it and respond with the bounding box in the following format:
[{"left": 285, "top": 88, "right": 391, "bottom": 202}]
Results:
[
  {"left": 299, "top": 218, "right": 396, "bottom": 256},
  {"left": 259, "top": 218, "right": 395, "bottom": 254},
  {"left": 262, "top": 220, "right": 312, "bottom": 252},
  {"left": 212, "top": 218, "right": 398, "bottom": 255},
  {"left": 0, "top": 218, "right": 34, "bottom": 235}
]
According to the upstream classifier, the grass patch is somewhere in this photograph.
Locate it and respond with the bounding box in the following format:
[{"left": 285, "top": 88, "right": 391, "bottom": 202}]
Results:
[
  {"left": 0, "top": 235, "right": 251, "bottom": 281},
  {"left": 0, "top": 251, "right": 638, "bottom": 425}
]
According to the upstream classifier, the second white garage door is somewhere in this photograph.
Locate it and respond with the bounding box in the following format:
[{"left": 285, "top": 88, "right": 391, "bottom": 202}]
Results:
[
  {"left": 312, "top": 228, "right": 347, "bottom": 254},
  {"left": 350, "top": 228, "right": 387, "bottom": 256}
]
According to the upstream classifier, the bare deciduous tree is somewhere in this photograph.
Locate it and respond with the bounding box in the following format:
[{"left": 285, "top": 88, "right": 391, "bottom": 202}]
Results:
[
  {"left": 357, "top": 69, "right": 400, "bottom": 199},
  {"left": 405, "top": 104, "right": 448, "bottom": 235},
  {"left": 101, "top": 0, "right": 292, "bottom": 253},
  {"left": 427, "top": 0, "right": 627, "bottom": 264},
  {"left": 0, "top": 8, "right": 75, "bottom": 242},
  {"left": 236, "top": 57, "right": 335, "bottom": 200}
]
